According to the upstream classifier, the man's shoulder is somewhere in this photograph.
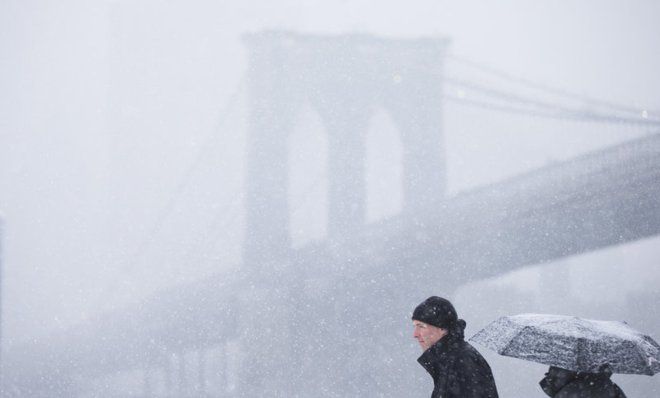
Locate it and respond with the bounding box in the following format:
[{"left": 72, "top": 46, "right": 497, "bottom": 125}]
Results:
[
  {"left": 451, "top": 341, "right": 491, "bottom": 368},
  {"left": 452, "top": 340, "right": 483, "bottom": 357},
  {"left": 426, "top": 338, "right": 489, "bottom": 364}
]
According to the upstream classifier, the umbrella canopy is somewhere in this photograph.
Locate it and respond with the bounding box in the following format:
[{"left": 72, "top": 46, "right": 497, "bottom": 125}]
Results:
[{"left": 470, "top": 313, "right": 660, "bottom": 375}]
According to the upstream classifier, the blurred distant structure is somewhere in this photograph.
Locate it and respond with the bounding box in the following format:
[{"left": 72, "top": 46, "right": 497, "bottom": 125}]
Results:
[
  {"left": 243, "top": 31, "right": 448, "bottom": 267},
  {"left": 3, "top": 31, "right": 660, "bottom": 397}
]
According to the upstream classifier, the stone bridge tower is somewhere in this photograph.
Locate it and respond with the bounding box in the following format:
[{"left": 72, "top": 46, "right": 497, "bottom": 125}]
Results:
[
  {"left": 238, "top": 31, "right": 449, "bottom": 396},
  {"left": 243, "top": 31, "right": 449, "bottom": 269}
]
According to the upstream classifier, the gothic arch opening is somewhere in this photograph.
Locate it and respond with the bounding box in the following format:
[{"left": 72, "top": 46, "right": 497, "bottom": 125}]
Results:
[
  {"left": 365, "top": 108, "right": 403, "bottom": 223},
  {"left": 287, "top": 104, "right": 329, "bottom": 247}
]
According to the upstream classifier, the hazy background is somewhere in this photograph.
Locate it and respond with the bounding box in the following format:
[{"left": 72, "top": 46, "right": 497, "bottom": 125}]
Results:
[{"left": 1, "top": 0, "right": 659, "bottom": 396}]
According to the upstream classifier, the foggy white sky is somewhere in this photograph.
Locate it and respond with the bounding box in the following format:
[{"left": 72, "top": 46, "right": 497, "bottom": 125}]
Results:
[{"left": 1, "top": 0, "right": 659, "bottom": 371}]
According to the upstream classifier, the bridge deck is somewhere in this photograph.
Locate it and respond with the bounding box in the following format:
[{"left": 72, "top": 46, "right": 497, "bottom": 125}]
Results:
[{"left": 5, "top": 132, "right": 660, "bottom": 394}]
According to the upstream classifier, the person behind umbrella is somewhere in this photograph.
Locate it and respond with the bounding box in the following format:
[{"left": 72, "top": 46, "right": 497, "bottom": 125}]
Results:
[
  {"left": 412, "top": 296, "right": 499, "bottom": 398},
  {"left": 539, "top": 364, "right": 627, "bottom": 398}
]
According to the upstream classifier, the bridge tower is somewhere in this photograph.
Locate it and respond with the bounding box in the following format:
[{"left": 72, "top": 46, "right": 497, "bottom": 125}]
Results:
[
  {"left": 242, "top": 31, "right": 450, "bottom": 269},
  {"left": 238, "top": 31, "right": 449, "bottom": 396}
]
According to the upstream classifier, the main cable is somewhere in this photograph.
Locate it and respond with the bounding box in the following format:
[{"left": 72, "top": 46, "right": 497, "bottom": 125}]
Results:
[{"left": 446, "top": 53, "right": 660, "bottom": 117}]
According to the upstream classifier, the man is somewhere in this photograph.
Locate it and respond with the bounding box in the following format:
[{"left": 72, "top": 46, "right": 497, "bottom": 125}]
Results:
[{"left": 412, "top": 296, "right": 499, "bottom": 398}]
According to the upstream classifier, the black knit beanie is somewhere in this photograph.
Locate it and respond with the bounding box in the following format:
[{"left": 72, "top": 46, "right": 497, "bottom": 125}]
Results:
[{"left": 412, "top": 296, "right": 458, "bottom": 329}]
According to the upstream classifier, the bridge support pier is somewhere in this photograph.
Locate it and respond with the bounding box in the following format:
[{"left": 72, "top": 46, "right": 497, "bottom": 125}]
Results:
[
  {"left": 142, "top": 367, "right": 152, "bottom": 398},
  {"left": 163, "top": 355, "right": 172, "bottom": 397},
  {"left": 238, "top": 31, "right": 450, "bottom": 396},
  {"left": 196, "top": 349, "right": 206, "bottom": 396}
]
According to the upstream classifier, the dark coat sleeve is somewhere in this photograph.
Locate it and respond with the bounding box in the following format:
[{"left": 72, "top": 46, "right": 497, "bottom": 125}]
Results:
[{"left": 444, "top": 350, "right": 499, "bottom": 398}]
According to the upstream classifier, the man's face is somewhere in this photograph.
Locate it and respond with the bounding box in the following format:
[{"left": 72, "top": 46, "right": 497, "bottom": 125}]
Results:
[{"left": 412, "top": 320, "right": 448, "bottom": 351}]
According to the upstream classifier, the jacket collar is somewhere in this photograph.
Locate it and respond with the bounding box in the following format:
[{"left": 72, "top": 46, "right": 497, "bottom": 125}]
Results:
[{"left": 417, "top": 334, "right": 463, "bottom": 377}]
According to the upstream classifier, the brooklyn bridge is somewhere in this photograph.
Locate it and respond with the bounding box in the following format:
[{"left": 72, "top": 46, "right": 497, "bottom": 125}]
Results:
[{"left": 2, "top": 31, "right": 660, "bottom": 397}]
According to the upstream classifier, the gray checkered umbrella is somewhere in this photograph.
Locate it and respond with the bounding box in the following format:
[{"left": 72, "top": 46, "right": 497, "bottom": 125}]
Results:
[{"left": 470, "top": 313, "right": 660, "bottom": 375}]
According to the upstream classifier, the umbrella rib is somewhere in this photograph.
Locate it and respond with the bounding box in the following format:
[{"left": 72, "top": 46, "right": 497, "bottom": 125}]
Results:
[
  {"left": 498, "top": 326, "right": 527, "bottom": 356},
  {"left": 633, "top": 343, "right": 654, "bottom": 376},
  {"left": 576, "top": 337, "right": 586, "bottom": 372},
  {"left": 499, "top": 326, "right": 537, "bottom": 360}
]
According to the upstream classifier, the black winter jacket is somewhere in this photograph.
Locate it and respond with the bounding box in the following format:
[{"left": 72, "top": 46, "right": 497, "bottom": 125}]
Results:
[{"left": 417, "top": 334, "right": 499, "bottom": 398}]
